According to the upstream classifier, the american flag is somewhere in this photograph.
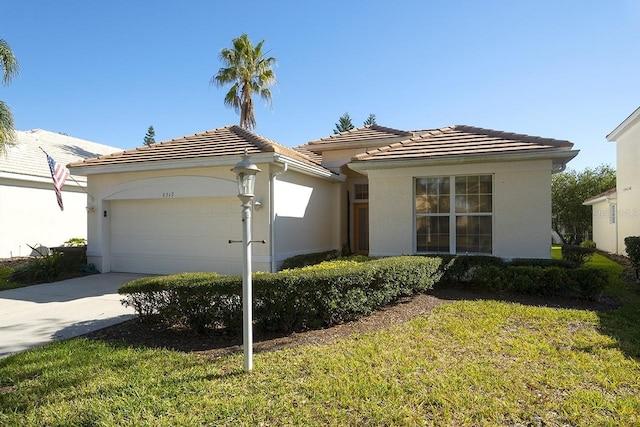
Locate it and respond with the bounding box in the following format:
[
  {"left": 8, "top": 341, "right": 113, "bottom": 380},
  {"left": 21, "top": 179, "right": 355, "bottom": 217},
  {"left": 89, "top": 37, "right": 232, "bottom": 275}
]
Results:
[{"left": 45, "top": 151, "right": 70, "bottom": 211}]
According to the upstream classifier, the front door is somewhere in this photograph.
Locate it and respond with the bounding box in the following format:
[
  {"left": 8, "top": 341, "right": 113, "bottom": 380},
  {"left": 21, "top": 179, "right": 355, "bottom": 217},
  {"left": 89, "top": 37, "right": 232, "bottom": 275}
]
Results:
[{"left": 354, "top": 203, "right": 369, "bottom": 254}]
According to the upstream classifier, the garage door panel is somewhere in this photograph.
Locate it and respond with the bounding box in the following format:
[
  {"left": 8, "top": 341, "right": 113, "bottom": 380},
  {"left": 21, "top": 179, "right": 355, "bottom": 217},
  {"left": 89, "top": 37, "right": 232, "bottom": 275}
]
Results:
[{"left": 110, "top": 197, "right": 242, "bottom": 275}]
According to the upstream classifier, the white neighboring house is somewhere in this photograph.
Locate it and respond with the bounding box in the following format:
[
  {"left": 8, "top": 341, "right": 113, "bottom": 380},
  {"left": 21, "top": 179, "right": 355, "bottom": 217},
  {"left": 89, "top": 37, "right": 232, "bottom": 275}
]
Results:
[
  {"left": 69, "top": 124, "right": 578, "bottom": 276},
  {"left": 0, "top": 129, "right": 122, "bottom": 258},
  {"left": 585, "top": 106, "right": 640, "bottom": 254}
]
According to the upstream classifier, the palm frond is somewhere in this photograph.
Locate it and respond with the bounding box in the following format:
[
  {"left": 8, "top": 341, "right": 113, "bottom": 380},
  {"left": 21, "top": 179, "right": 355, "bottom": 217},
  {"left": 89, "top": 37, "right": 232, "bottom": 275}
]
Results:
[
  {"left": 0, "top": 39, "right": 19, "bottom": 85},
  {"left": 0, "top": 101, "right": 16, "bottom": 155}
]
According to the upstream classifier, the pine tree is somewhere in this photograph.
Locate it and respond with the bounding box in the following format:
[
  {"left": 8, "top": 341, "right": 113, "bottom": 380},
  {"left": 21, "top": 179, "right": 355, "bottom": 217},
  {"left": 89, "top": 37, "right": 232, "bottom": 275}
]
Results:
[
  {"left": 363, "top": 113, "right": 377, "bottom": 126},
  {"left": 333, "top": 112, "right": 355, "bottom": 134},
  {"left": 143, "top": 126, "right": 156, "bottom": 146}
]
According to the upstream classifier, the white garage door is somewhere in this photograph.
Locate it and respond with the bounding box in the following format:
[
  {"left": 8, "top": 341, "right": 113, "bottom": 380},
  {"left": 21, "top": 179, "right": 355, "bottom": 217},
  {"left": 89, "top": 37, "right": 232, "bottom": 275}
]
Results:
[{"left": 110, "top": 197, "right": 242, "bottom": 275}]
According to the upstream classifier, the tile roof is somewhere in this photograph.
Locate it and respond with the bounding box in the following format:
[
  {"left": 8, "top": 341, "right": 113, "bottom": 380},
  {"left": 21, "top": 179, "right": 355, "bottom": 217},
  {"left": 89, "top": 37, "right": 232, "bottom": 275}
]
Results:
[
  {"left": 0, "top": 129, "right": 121, "bottom": 182},
  {"left": 304, "top": 124, "right": 414, "bottom": 151},
  {"left": 584, "top": 187, "right": 617, "bottom": 204},
  {"left": 352, "top": 125, "right": 575, "bottom": 162},
  {"left": 68, "top": 125, "right": 327, "bottom": 172}
]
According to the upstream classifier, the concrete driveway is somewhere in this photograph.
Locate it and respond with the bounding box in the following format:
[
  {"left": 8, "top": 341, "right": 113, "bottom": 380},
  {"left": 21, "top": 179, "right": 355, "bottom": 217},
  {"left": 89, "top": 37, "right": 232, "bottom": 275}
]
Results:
[{"left": 0, "top": 273, "right": 148, "bottom": 359}]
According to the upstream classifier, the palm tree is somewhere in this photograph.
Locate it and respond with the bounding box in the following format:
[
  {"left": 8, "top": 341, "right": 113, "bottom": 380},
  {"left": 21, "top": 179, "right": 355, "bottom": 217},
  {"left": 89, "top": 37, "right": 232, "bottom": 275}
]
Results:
[
  {"left": 212, "top": 33, "right": 276, "bottom": 130},
  {"left": 0, "top": 39, "right": 19, "bottom": 154}
]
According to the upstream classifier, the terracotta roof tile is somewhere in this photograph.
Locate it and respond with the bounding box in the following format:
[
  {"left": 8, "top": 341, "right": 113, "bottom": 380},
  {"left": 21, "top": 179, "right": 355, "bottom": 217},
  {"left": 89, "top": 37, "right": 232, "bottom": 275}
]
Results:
[
  {"left": 305, "top": 124, "right": 414, "bottom": 149},
  {"left": 352, "top": 125, "right": 575, "bottom": 162},
  {"left": 68, "top": 125, "right": 327, "bottom": 172}
]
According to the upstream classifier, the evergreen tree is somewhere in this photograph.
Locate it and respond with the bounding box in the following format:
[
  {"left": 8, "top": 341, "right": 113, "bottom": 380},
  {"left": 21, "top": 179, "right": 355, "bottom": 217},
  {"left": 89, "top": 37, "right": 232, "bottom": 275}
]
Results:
[
  {"left": 363, "top": 113, "right": 377, "bottom": 126},
  {"left": 143, "top": 126, "right": 156, "bottom": 146},
  {"left": 333, "top": 112, "right": 355, "bottom": 134}
]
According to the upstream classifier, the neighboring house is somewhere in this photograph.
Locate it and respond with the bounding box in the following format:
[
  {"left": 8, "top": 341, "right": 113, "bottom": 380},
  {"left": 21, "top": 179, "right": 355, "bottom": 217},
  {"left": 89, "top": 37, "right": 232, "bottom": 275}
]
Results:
[
  {"left": 68, "top": 124, "right": 578, "bottom": 275},
  {"left": 0, "top": 130, "right": 122, "bottom": 258},
  {"left": 583, "top": 188, "right": 617, "bottom": 253},
  {"left": 585, "top": 106, "right": 640, "bottom": 254}
]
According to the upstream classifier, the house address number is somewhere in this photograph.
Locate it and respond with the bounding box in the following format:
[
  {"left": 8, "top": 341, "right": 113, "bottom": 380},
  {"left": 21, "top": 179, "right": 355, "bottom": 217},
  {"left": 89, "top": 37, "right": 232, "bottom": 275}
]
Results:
[{"left": 162, "top": 192, "right": 175, "bottom": 198}]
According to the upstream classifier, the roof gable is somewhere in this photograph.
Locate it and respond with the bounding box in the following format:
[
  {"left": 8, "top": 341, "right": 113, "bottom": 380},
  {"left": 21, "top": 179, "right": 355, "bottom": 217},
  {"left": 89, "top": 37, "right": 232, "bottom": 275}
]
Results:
[
  {"left": 68, "top": 125, "right": 325, "bottom": 171},
  {"left": 607, "top": 106, "right": 640, "bottom": 141},
  {"left": 352, "top": 125, "right": 575, "bottom": 162}
]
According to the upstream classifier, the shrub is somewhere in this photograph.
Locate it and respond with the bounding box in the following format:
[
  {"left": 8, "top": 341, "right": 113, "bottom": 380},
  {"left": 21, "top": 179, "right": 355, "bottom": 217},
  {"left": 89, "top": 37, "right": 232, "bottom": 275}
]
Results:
[
  {"left": 509, "top": 258, "right": 575, "bottom": 269},
  {"left": 561, "top": 245, "right": 595, "bottom": 267},
  {"left": 120, "top": 256, "right": 443, "bottom": 335},
  {"left": 581, "top": 240, "right": 597, "bottom": 249},
  {"left": 438, "top": 255, "right": 506, "bottom": 286},
  {"left": 8, "top": 250, "right": 64, "bottom": 284},
  {"left": 624, "top": 236, "right": 640, "bottom": 281},
  {"left": 280, "top": 250, "right": 342, "bottom": 270},
  {"left": 469, "top": 265, "right": 606, "bottom": 300}
]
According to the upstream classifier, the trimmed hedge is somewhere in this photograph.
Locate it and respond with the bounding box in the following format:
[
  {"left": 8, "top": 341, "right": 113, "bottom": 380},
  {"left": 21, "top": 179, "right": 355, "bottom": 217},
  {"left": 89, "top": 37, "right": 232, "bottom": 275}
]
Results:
[
  {"left": 624, "top": 236, "right": 640, "bottom": 281},
  {"left": 561, "top": 245, "right": 595, "bottom": 267},
  {"left": 470, "top": 265, "right": 607, "bottom": 300},
  {"left": 120, "top": 256, "right": 442, "bottom": 335},
  {"left": 434, "top": 254, "right": 606, "bottom": 301},
  {"left": 279, "top": 250, "right": 343, "bottom": 270}
]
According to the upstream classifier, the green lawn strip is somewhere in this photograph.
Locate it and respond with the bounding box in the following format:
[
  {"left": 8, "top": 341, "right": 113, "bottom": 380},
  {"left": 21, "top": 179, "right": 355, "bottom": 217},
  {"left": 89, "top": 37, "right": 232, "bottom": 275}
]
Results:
[
  {"left": 1, "top": 253, "right": 639, "bottom": 425},
  {"left": 0, "top": 267, "right": 25, "bottom": 291}
]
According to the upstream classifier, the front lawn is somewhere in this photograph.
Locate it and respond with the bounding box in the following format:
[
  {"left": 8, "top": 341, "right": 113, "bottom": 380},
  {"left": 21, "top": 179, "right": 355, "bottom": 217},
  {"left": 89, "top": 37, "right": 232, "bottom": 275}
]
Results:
[{"left": 1, "top": 253, "right": 639, "bottom": 425}]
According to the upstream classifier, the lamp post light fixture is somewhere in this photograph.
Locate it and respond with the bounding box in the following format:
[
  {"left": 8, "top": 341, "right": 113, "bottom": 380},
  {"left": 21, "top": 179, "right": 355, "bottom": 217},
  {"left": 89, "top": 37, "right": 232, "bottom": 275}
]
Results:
[{"left": 231, "top": 149, "right": 261, "bottom": 371}]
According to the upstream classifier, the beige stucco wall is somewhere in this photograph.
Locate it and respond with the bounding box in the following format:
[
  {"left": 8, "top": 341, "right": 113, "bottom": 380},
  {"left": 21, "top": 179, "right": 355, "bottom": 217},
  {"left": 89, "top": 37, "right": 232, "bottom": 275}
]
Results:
[
  {"left": 273, "top": 169, "right": 340, "bottom": 267},
  {"left": 0, "top": 179, "right": 88, "bottom": 258},
  {"left": 85, "top": 165, "right": 272, "bottom": 273},
  {"left": 83, "top": 163, "right": 340, "bottom": 274},
  {"left": 365, "top": 159, "right": 553, "bottom": 259},
  {"left": 615, "top": 123, "right": 640, "bottom": 254},
  {"left": 589, "top": 198, "right": 618, "bottom": 254}
]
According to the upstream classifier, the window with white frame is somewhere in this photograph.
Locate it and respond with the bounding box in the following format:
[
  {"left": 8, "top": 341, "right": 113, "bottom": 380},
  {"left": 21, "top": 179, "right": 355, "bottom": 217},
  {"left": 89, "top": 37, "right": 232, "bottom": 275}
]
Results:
[
  {"left": 609, "top": 203, "right": 616, "bottom": 225},
  {"left": 354, "top": 183, "right": 369, "bottom": 200},
  {"left": 415, "top": 175, "right": 493, "bottom": 254}
]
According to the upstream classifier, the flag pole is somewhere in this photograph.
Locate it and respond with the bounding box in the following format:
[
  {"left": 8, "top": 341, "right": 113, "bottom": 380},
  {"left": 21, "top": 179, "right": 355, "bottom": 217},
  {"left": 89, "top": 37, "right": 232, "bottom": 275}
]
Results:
[{"left": 39, "top": 146, "right": 94, "bottom": 201}]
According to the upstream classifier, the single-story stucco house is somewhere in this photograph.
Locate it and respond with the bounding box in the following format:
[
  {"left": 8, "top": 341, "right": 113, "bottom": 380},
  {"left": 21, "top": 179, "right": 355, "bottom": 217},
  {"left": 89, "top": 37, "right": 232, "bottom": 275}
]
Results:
[
  {"left": 0, "top": 130, "right": 121, "bottom": 258},
  {"left": 584, "top": 106, "right": 640, "bottom": 254},
  {"left": 68, "top": 124, "right": 578, "bottom": 275}
]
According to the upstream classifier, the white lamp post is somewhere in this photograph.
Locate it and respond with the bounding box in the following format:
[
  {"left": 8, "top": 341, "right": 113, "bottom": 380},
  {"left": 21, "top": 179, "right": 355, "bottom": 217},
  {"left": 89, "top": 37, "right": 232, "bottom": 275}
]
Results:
[{"left": 231, "top": 150, "right": 261, "bottom": 371}]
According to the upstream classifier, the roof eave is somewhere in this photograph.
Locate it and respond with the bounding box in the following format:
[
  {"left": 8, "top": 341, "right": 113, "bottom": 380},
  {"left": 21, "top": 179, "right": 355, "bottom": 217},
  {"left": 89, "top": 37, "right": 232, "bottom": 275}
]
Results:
[
  {"left": 606, "top": 106, "right": 640, "bottom": 141},
  {"left": 347, "top": 149, "right": 580, "bottom": 174}
]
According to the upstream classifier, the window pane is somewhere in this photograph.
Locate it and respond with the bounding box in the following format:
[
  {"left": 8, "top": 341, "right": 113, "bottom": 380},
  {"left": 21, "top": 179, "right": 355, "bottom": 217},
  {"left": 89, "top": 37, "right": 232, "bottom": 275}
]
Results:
[
  {"left": 416, "top": 179, "right": 426, "bottom": 196},
  {"left": 455, "top": 176, "right": 466, "bottom": 193},
  {"left": 479, "top": 195, "right": 492, "bottom": 213},
  {"left": 479, "top": 175, "right": 492, "bottom": 193},
  {"left": 416, "top": 216, "right": 449, "bottom": 252},
  {"left": 456, "top": 216, "right": 492, "bottom": 254}
]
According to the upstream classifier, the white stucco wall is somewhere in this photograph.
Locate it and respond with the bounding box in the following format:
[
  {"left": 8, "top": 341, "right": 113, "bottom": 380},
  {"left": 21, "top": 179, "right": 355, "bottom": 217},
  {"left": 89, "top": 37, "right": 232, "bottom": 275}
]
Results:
[
  {"left": 273, "top": 169, "right": 340, "bottom": 267},
  {"left": 589, "top": 198, "right": 618, "bottom": 254},
  {"left": 615, "top": 123, "right": 640, "bottom": 254},
  {"left": 0, "top": 179, "right": 87, "bottom": 258},
  {"left": 364, "top": 159, "right": 553, "bottom": 259}
]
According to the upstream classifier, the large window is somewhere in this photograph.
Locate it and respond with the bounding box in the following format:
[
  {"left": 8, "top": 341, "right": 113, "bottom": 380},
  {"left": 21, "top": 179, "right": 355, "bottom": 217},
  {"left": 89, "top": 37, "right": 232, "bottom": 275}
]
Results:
[{"left": 416, "top": 175, "right": 492, "bottom": 254}]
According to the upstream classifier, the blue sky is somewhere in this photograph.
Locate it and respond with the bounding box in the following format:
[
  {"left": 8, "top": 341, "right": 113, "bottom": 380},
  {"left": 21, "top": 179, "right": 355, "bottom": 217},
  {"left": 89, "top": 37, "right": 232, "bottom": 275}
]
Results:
[{"left": 2, "top": 1, "right": 639, "bottom": 171}]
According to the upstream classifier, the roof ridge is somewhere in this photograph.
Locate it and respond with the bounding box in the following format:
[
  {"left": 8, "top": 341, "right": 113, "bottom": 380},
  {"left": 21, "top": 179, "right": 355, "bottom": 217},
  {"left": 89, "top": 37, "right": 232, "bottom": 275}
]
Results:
[
  {"left": 352, "top": 126, "right": 455, "bottom": 160},
  {"left": 307, "top": 124, "right": 411, "bottom": 145}
]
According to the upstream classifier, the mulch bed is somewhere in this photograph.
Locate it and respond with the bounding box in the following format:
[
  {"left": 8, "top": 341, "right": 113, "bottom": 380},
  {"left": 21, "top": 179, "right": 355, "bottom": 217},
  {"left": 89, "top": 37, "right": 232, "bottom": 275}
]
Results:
[{"left": 85, "top": 282, "right": 626, "bottom": 360}]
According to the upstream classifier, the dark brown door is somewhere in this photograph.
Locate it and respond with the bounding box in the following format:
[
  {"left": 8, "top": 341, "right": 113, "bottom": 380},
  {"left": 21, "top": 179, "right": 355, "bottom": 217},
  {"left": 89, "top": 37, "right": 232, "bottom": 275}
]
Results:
[{"left": 354, "top": 203, "right": 369, "bottom": 254}]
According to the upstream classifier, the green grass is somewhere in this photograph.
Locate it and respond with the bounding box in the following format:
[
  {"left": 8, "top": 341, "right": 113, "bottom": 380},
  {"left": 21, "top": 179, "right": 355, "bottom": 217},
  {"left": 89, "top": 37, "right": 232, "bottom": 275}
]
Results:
[
  {"left": 1, "top": 253, "right": 639, "bottom": 425},
  {"left": 0, "top": 267, "right": 26, "bottom": 291}
]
